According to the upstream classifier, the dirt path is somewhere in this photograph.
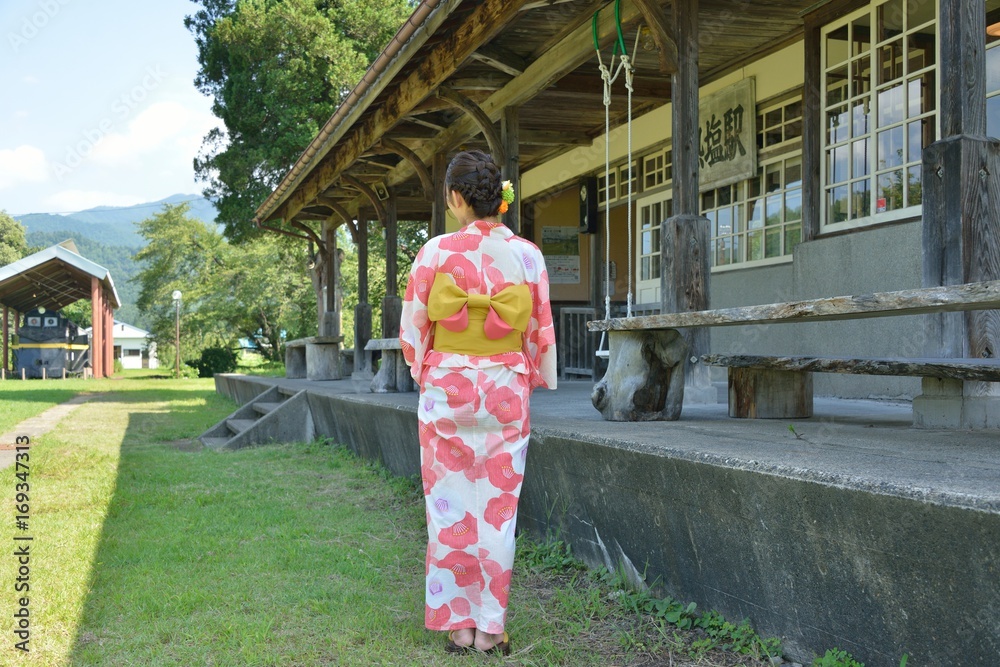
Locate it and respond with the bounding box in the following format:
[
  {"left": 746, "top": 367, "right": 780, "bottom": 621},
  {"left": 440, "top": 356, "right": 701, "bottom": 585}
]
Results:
[{"left": 0, "top": 393, "right": 99, "bottom": 468}]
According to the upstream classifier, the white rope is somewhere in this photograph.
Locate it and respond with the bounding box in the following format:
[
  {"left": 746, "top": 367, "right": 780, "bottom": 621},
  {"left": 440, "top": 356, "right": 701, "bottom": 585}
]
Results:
[{"left": 622, "top": 52, "right": 634, "bottom": 318}]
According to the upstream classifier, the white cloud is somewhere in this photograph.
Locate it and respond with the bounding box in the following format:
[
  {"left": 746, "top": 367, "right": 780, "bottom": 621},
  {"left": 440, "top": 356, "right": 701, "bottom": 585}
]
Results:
[
  {"left": 43, "top": 190, "right": 145, "bottom": 213},
  {"left": 22, "top": 75, "right": 39, "bottom": 85},
  {"left": 0, "top": 145, "right": 49, "bottom": 189},
  {"left": 90, "top": 101, "right": 219, "bottom": 166}
]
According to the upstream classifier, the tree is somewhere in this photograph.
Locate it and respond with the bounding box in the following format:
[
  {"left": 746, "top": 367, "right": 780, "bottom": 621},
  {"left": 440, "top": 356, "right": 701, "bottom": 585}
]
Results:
[
  {"left": 133, "top": 203, "right": 315, "bottom": 364},
  {"left": 186, "top": 0, "right": 412, "bottom": 242},
  {"left": 0, "top": 211, "right": 27, "bottom": 267}
]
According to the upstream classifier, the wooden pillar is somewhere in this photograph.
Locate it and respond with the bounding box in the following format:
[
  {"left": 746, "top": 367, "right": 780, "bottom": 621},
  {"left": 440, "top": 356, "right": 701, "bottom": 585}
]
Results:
[
  {"left": 354, "top": 212, "right": 373, "bottom": 378},
  {"left": 91, "top": 276, "right": 103, "bottom": 379},
  {"left": 662, "top": 0, "right": 712, "bottom": 403},
  {"left": 916, "top": 0, "right": 1000, "bottom": 427},
  {"left": 501, "top": 106, "right": 520, "bottom": 234},
  {"left": 382, "top": 190, "right": 403, "bottom": 342},
  {"left": 324, "top": 220, "right": 341, "bottom": 338},
  {"left": 801, "top": 21, "right": 822, "bottom": 242},
  {"left": 2, "top": 305, "right": 8, "bottom": 374},
  {"left": 104, "top": 299, "right": 113, "bottom": 377},
  {"left": 432, "top": 153, "right": 448, "bottom": 237}
]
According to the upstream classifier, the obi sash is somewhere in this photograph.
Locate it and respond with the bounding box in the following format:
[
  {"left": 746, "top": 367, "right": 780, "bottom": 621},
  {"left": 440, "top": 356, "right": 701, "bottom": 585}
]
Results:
[{"left": 427, "top": 272, "right": 532, "bottom": 356}]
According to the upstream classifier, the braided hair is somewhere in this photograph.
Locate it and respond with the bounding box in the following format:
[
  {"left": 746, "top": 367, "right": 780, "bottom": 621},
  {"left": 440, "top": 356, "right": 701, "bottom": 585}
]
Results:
[{"left": 445, "top": 150, "right": 503, "bottom": 218}]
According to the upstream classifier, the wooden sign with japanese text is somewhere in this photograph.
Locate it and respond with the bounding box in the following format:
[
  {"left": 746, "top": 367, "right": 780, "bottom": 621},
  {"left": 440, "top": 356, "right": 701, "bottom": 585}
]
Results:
[{"left": 698, "top": 78, "right": 757, "bottom": 191}]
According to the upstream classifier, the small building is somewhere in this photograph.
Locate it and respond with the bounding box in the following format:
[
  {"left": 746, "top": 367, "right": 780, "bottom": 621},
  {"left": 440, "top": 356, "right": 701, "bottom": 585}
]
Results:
[{"left": 84, "top": 321, "right": 158, "bottom": 370}]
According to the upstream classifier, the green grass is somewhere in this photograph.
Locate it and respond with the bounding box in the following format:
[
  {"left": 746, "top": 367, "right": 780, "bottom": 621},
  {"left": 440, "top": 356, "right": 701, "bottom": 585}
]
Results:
[{"left": 0, "top": 378, "right": 783, "bottom": 666}]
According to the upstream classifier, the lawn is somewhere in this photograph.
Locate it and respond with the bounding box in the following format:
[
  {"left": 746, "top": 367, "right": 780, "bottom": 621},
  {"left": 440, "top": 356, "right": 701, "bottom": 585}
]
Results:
[{"left": 0, "top": 376, "right": 784, "bottom": 667}]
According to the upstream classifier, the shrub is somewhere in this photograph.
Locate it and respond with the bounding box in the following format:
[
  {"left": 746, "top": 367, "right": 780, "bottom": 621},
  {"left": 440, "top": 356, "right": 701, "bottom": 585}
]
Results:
[{"left": 193, "top": 347, "right": 239, "bottom": 378}]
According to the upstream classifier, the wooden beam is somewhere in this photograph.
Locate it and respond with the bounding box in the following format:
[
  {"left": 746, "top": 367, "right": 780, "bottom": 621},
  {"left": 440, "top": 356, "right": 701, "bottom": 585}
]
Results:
[
  {"left": 341, "top": 174, "right": 387, "bottom": 225},
  {"left": 519, "top": 129, "right": 593, "bottom": 146},
  {"left": 431, "top": 153, "right": 447, "bottom": 237},
  {"left": 633, "top": 0, "right": 678, "bottom": 74},
  {"left": 344, "top": 0, "right": 645, "bottom": 212},
  {"left": 289, "top": 219, "right": 325, "bottom": 249},
  {"left": 91, "top": 276, "right": 103, "bottom": 379},
  {"left": 670, "top": 0, "right": 700, "bottom": 217},
  {"left": 436, "top": 86, "right": 506, "bottom": 163},
  {"left": 501, "top": 106, "right": 520, "bottom": 234},
  {"left": 939, "top": 0, "right": 986, "bottom": 136},
  {"left": 470, "top": 43, "right": 527, "bottom": 76},
  {"left": 274, "top": 0, "right": 530, "bottom": 225},
  {"left": 801, "top": 22, "right": 821, "bottom": 242},
  {"left": 448, "top": 76, "right": 510, "bottom": 91},
  {"left": 379, "top": 137, "right": 434, "bottom": 200},
  {"left": 385, "top": 191, "right": 398, "bottom": 297}
]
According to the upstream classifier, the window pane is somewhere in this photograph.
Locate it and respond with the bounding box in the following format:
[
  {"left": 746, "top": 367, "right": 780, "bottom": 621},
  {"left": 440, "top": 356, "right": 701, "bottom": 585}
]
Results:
[
  {"left": 827, "top": 66, "right": 849, "bottom": 105},
  {"left": 852, "top": 56, "right": 872, "bottom": 97},
  {"left": 785, "top": 189, "right": 803, "bottom": 222},
  {"left": 641, "top": 256, "right": 650, "bottom": 280},
  {"left": 717, "top": 207, "right": 733, "bottom": 235},
  {"left": 877, "top": 83, "right": 905, "bottom": 127},
  {"left": 748, "top": 230, "right": 764, "bottom": 261},
  {"left": 988, "top": 47, "right": 1000, "bottom": 93},
  {"left": 786, "top": 158, "right": 802, "bottom": 186},
  {"left": 878, "top": 40, "right": 903, "bottom": 85},
  {"left": 652, "top": 228, "right": 660, "bottom": 253},
  {"left": 642, "top": 230, "right": 652, "bottom": 255},
  {"left": 828, "top": 106, "right": 850, "bottom": 143},
  {"left": 852, "top": 98, "right": 871, "bottom": 137},
  {"left": 853, "top": 138, "right": 871, "bottom": 177},
  {"left": 830, "top": 144, "right": 849, "bottom": 183},
  {"left": 719, "top": 186, "right": 732, "bottom": 206},
  {"left": 852, "top": 12, "right": 871, "bottom": 56},
  {"left": 766, "top": 194, "right": 783, "bottom": 226},
  {"left": 878, "top": 0, "right": 903, "bottom": 42},
  {"left": 765, "top": 229, "right": 782, "bottom": 258},
  {"left": 907, "top": 72, "right": 935, "bottom": 117},
  {"left": 716, "top": 238, "right": 730, "bottom": 266},
  {"left": 878, "top": 126, "right": 905, "bottom": 169},
  {"left": 852, "top": 179, "right": 871, "bottom": 219},
  {"left": 877, "top": 170, "right": 905, "bottom": 211},
  {"left": 702, "top": 191, "right": 715, "bottom": 210},
  {"left": 786, "top": 100, "right": 803, "bottom": 120},
  {"left": 827, "top": 25, "right": 850, "bottom": 68},
  {"left": 749, "top": 172, "right": 762, "bottom": 199},
  {"left": 748, "top": 199, "right": 764, "bottom": 229},
  {"left": 907, "top": 165, "right": 922, "bottom": 206},
  {"left": 908, "top": 0, "right": 934, "bottom": 28},
  {"left": 652, "top": 258, "right": 660, "bottom": 279},
  {"left": 907, "top": 23, "right": 936, "bottom": 71},
  {"left": 766, "top": 163, "right": 783, "bottom": 191},
  {"left": 988, "top": 95, "right": 1000, "bottom": 139},
  {"left": 829, "top": 186, "right": 849, "bottom": 223},
  {"left": 785, "top": 225, "right": 802, "bottom": 254},
  {"left": 786, "top": 119, "right": 803, "bottom": 141}
]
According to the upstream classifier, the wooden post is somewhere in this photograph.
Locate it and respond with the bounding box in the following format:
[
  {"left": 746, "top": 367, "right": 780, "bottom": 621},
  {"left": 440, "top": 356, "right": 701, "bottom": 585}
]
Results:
[
  {"left": 501, "top": 106, "right": 520, "bottom": 234},
  {"left": 326, "top": 220, "right": 342, "bottom": 338},
  {"left": 801, "top": 22, "right": 822, "bottom": 243},
  {"left": 432, "top": 153, "right": 448, "bottom": 237},
  {"left": 662, "top": 0, "right": 713, "bottom": 404},
  {"left": 916, "top": 0, "right": 1000, "bottom": 428},
  {"left": 354, "top": 212, "right": 373, "bottom": 379},
  {"left": 2, "top": 305, "right": 8, "bottom": 374},
  {"left": 91, "top": 276, "right": 103, "bottom": 379},
  {"left": 105, "top": 300, "right": 113, "bottom": 377},
  {"left": 385, "top": 190, "right": 398, "bottom": 298}
]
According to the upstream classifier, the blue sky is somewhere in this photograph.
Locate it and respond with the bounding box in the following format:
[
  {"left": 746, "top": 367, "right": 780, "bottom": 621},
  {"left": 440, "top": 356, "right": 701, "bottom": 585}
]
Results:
[{"left": 1, "top": 0, "right": 221, "bottom": 215}]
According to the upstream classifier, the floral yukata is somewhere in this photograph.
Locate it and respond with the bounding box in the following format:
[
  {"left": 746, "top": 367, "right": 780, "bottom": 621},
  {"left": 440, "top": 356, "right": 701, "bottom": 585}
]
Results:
[{"left": 400, "top": 219, "right": 557, "bottom": 635}]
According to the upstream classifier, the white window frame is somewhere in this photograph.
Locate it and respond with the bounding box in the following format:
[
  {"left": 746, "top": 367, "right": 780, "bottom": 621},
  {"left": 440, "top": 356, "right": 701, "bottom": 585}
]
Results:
[
  {"left": 635, "top": 188, "right": 673, "bottom": 304},
  {"left": 820, "top": 0, "right": 939, "bottom": 234}
]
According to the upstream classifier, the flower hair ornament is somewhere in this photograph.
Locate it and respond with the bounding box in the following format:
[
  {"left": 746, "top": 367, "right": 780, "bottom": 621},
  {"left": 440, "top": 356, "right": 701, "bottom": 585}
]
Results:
[{"left": 498, "top": 180, "right": 515, "bottom": 214}]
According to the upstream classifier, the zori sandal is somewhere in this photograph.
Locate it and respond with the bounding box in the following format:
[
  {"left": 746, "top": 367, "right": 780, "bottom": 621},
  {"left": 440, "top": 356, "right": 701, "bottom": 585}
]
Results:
[
  {"left": 445, "top": 629, "right": 474, "bottom": 654},
  {"left": 479, "top": 632, "right": 510, "bottom": 657}
]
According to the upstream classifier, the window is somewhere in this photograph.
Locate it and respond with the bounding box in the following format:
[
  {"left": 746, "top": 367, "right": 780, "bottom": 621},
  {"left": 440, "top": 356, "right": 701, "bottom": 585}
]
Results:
[
  {"left": 988, "top": 1, "right": 1000, "bottom": 138},
  {"left": 704, "top": 154, "right": 803, "bottom": 268},
  {"left": 822, "top": 0, "right": 937, "bottom": 229},
  {"left": 643, "top": 148, "right": 672, "bottom": 190},
  {"left": 757, "top": 98, "right": 803, "bottom": 151},
  {"left": 597, "top": 161, "right": 638, "bottom": 206}
]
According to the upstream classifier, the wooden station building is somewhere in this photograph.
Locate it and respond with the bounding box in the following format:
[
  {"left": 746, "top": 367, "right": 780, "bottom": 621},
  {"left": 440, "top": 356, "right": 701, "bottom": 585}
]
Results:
[{"left": 255, "top": 0, "right": 1000, "bottom": 408}]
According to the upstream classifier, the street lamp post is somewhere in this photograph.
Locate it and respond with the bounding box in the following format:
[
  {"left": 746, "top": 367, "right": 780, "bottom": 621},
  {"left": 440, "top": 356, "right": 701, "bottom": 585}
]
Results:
[{"left": 172, "top": 290, "right": 182, "bottom": 379}]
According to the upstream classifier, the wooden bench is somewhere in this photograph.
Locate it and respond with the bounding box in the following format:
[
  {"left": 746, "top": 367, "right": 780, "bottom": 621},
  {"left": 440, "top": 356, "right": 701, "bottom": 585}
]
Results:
[
  {"left": 285, "top": 335, "right": 344, "bottom": 381},
  {"left": 587, "top": 280, "right": 1000, "bottom": 423},
  {"left": 363, "top": 337, "right": 414, "bottom": 393}
]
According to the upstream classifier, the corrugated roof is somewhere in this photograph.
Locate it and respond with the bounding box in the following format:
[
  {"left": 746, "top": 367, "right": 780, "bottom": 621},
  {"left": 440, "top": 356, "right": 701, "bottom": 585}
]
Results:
[{"left": 0, "top": 243, "right": 121, "bottom": 312}]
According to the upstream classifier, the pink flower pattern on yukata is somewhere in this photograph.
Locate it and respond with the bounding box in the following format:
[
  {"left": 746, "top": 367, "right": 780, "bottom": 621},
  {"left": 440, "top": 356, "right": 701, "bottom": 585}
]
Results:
[{"left": 400, "top": 221, "right": 557, "bottom": 634}]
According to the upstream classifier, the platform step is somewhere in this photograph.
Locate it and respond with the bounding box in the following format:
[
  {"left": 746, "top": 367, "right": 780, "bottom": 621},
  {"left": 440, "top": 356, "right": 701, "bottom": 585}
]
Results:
[
  {"left": 252, "top": 401, "right": 283, "bottom": 415},
  {"left": 201, "top": 437, "right": 230, "bottom": 449},
  {"left": 278, "top": 386, "right": 298, "bottom": 397},
  {"left": 226, "top": 418, "right": 257, "bottom": 434}
]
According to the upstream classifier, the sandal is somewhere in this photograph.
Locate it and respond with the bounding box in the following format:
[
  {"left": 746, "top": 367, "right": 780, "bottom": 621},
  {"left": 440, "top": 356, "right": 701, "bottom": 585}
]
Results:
[
  {"left": 445, "top": 629, "right": 474, "bottom": 654},
  {"left": 478, "top": 631, "right": 510, "bottom": 657}
]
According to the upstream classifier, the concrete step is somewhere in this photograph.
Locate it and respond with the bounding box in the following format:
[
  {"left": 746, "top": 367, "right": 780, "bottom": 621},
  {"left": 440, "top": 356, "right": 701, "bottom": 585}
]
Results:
[
  {"left": 278, "top": 386, "right": 298, "bottom": 397},
  {"left": 252, "top": 401, "right": 283, "bottom": 415},
  {"left": 201, "top": 436, "right": 230, "bottom": 449},
  {"left": 226, "top": 418, "right": 257, "bottom": 434}
]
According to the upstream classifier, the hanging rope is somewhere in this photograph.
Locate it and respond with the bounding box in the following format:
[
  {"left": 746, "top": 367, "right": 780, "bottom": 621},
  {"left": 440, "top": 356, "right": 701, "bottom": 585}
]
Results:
[{"left": 592, "top": 0, "right": 640, "bottom": 324}]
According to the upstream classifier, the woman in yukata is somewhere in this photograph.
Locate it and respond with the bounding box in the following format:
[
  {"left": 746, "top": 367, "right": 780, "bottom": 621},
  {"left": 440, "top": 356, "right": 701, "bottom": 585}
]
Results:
[{"left": 400, "top": 150, "right": 558, "bottom": 656}]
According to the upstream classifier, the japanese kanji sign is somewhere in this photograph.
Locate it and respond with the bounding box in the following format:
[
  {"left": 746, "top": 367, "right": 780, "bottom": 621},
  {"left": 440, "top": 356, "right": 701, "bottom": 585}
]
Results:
[{"left": 698, "top": 78, "right": 757, "bottom": 190}]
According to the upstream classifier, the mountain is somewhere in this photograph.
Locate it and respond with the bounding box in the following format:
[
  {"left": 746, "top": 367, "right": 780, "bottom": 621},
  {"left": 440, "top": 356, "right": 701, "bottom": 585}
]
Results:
[{"left": 13, "top": 194, "right": 217, "bottom": 247}]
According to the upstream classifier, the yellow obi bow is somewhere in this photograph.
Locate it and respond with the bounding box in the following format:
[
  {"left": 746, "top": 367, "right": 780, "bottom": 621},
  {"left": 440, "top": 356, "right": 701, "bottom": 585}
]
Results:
[{"left": 427, "top": 273, "right": 532, "bottom": 356}]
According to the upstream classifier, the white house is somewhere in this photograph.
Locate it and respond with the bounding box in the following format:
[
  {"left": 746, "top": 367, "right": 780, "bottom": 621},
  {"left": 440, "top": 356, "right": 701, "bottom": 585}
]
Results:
[{"left": 84, "top": 320, "right": 158, "bottom": 370}]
